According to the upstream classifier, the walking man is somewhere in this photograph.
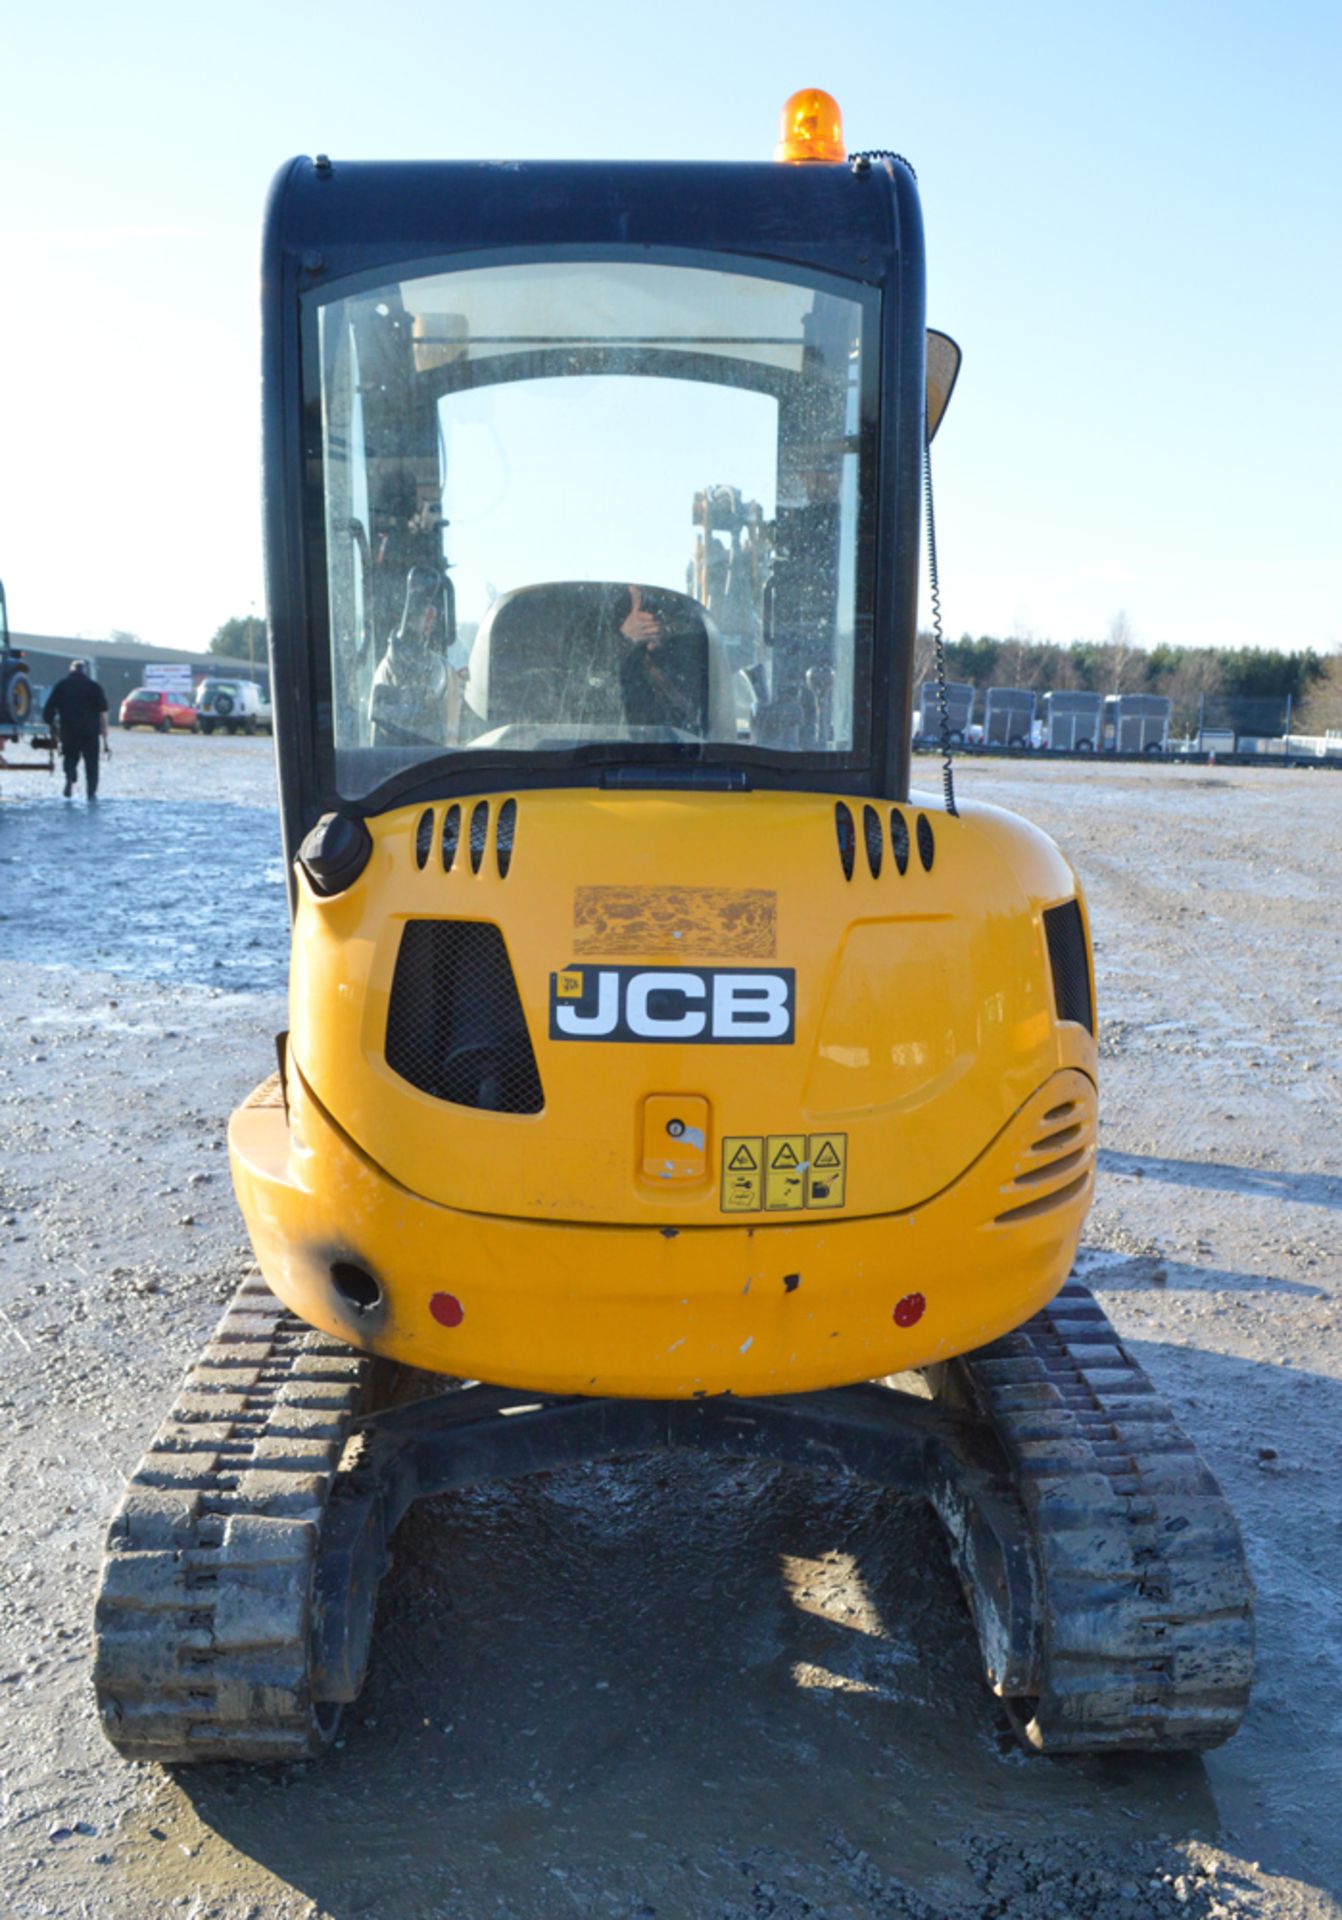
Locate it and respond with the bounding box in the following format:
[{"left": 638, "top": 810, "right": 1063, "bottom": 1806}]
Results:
[{"left": 43, "top": 659, "right": 110, "bottom": 799}]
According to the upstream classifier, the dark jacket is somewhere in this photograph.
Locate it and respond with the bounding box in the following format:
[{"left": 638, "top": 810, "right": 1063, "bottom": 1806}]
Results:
[{"left": 43, "top": 671, "right": 108, "bottom": 741}]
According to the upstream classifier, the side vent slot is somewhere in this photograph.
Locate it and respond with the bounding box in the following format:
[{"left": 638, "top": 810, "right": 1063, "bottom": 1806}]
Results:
[
  {"left": 995, "top": 1173, "right": 1090, "bottom": 1225},
  {"left": 834, "top": 803, "right": 856, "bottom": 881},
  {"left": 386, "top": 920, "right": 544, "bottom": 1114},
  {"left": 496, "top": 798, "right": 517, "bottom": 878},
  {"left": 916, "top": 813, "right": 935, "bottom": 872},
  {"left": 890, "top": 810, "right": 910, "bottom": 876},
  {"left": 469, "top": 801, "right": 489, "bottom": 874},
  {"left": 1011, "top": 1147, "right": 1087, "bottom": 1188},
  {"left": 862, "top": 805, "right": 883, "bottom": 878},
  {"left": 1043, "top": 899, "right": 1095, "bottom": 1034},
  {"left": 441, "top": 804, "right": 461, "bottom": 871},
  {"left": 414, "top": 808, "right": 434, "bottom": 870}
]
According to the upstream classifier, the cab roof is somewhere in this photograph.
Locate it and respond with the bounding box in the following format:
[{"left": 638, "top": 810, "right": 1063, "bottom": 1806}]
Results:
[{"left": 265, "top": 155, "right": 919, "bottom": 290}]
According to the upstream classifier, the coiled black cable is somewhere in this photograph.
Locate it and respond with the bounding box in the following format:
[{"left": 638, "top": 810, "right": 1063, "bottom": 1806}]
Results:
[
  {"left": 850, "top": 145, "right": 954, "bottom": 816},
  {"left": 923, "top": 436, "right": 958, "bottom": 818}
]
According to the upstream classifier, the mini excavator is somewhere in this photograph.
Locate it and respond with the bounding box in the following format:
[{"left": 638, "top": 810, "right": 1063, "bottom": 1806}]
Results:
[{"left": 93, "top": 93, "right": 1253, "bottom": 1761}]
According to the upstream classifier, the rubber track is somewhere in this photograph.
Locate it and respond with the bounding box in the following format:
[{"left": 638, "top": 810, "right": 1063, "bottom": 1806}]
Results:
[
  {"left": 93, "top": 1276, "right": 372, "bottom": 1762},
  {"left": 950, "top": 1279, "right": 1254, "bottom": 1750}
]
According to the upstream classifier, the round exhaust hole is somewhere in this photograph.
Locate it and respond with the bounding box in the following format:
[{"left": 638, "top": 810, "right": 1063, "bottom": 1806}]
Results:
[{"left": 331, "top": 1262, "right": 382, "bottom": 1314}]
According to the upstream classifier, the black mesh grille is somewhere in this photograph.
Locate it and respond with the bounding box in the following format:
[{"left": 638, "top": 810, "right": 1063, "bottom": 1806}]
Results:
[
  {"left": 916, "top": 813, "right": 935, "bottom": 872},
  {"left": 386, "top": 920, "right": 544, "bottom": 1113},
  {"left": 1043, "top": 899, "right": 1094, "bottom": 1034}
]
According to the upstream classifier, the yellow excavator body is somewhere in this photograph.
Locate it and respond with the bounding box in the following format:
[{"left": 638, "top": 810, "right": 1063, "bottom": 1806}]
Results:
[{"left": 230, "top": 786, "right": 1096, "bottom": 1396}]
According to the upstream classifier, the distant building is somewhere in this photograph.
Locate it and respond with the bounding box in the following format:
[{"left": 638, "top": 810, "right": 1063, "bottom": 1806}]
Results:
[{"left": 10, "top": 632, "right": 268, "bottom": 714}]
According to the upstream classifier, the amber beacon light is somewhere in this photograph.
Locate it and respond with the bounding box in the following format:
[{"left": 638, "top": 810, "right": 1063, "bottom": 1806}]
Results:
[{"left": 774, "top": 88, "right": 846, "bottom": 164}]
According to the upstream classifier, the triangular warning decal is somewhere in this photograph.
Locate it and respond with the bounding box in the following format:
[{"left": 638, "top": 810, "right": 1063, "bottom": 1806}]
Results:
[
  {"left": 814, "top": 1141, "right": 842, "bottom": 1168},
  {"left": 728, "top": 1144, "right": 758, "bottom": 1171},
  {"left": 770, "top": 1141, "right": 800, "bottom": 1169}
]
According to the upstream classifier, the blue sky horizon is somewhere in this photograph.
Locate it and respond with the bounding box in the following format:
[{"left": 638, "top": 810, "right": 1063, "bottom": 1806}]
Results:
[{"left": 2, "top": 0, "right": 1338, "bottom": 658}]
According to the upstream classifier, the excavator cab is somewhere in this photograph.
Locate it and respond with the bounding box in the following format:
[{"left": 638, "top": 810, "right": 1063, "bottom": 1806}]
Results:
[
  {"left": 266, "top": 160, "right": 921, "bottom": 834},
  {"left": 93, "top": 107, "right": 1252, "bottom": 1764}
]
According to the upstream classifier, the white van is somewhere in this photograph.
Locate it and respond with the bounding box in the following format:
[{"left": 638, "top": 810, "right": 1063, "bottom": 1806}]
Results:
[{"left": 195, "top": 678, "right": 272, "bottom": 735}]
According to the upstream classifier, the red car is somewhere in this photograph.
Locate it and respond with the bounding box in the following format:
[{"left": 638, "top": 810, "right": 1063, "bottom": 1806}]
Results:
[{"left": 119, "top": 687, "right": 199, "bottom": 733}]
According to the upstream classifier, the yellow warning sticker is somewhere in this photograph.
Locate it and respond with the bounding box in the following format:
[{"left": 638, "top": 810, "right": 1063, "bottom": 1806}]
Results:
[
  {"left": 806, "top": 1133, "right": 848, "bottom": 1209},
  {"left": 721, "top": 1137, "right": 763, "bottom": 1212},
  {"left": 556, "top": 969, "right": 584, "bottom": 999},
  {"left": 720, "top": 1131, "right": 849, "bottom": 1212},
  {"left": 765, "top": 1134, "right": 807, "bottom": 1211}
]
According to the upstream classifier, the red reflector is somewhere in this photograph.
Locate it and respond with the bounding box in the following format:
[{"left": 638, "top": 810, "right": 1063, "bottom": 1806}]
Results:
[
  {"left": 430, "top": 1292, "right": 464, "bottom": 1328},
  {"left": 893, "top": 1292, "right": 926, "bottom": 1328}
]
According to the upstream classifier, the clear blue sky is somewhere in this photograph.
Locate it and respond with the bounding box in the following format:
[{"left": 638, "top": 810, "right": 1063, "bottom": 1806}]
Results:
[{"left": 2, "top": 0, "right": 1338, "bottom": 657}]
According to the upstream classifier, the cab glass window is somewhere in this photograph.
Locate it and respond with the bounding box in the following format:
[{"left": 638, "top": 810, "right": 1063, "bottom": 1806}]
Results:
[{"left": 316, "top": 260, "right": 874, "bottom": 796}]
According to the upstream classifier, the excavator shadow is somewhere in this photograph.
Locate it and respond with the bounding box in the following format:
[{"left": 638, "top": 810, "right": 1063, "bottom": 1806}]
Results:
[
  {"left": 169, "top": 1426, "right": 1247, "bottom": 1916},
  {"left": 1097, "top": 1149, "right": 1342, "bottom": 1214}
]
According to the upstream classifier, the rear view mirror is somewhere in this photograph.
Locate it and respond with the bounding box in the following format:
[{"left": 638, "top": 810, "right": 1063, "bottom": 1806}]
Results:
[{"left": 926, "top": 331, "right": 962, "bottom": 442}]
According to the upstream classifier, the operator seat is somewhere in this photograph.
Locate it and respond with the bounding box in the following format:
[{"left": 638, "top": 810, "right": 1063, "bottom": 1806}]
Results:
[{"left": 465, "top": 582, "right": 736, "bottom": 741}]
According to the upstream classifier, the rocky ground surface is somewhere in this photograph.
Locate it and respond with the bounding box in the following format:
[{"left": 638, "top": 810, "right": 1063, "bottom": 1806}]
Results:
[{"left": 0, "top": 734, "right": 1339, "bottom": 1920}]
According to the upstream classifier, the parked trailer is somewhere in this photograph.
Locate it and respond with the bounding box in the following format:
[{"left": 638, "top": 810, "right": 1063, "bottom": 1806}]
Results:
[
  {"left": 1105, "top": 693, "right": 1170, "bottom": 754},
  {"left": 1041, "top": 690, "right": 1103, "bottom": 751},
  {"left": 983, "top": 687, "right": 1036, "bottom": 748},
  {"left": 915, "top": 680, "right": 974, "bottom": 745}
]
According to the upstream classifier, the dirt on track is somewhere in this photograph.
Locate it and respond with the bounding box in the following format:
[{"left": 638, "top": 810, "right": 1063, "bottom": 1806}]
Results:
[{"left": 1, "top": 734, "right": 1340, "bottom": 1920}]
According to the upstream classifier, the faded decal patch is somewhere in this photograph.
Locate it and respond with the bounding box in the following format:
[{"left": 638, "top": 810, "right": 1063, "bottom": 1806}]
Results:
[{"left": 574, "top": 886, "right": 777, "bottom": 958}]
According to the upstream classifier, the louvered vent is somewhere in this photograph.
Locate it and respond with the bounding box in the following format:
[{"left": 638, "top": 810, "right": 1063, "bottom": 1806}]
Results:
[
  {"left": 386, "top": 920, "right": 543, "bottom": 1114},
  {"left": 1043, "top": 899, "right": 1094, "bottom": 1034},
  {"left": 994, "top": 1093, "right": 1094, "bottom": 1225}
]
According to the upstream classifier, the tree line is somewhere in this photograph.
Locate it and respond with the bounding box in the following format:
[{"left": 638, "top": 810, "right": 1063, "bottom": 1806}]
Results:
[
  {"left": 204, "top": 609, "right": 1340, "bottom": 737},
  {"left": 209, "top": 616, "right": 267, "bottom": 662}
]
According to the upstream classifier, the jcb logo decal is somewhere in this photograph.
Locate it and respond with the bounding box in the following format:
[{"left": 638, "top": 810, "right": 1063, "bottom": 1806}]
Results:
[{"left": 549, "top": 965, "right": 795, "bottom": 1044}]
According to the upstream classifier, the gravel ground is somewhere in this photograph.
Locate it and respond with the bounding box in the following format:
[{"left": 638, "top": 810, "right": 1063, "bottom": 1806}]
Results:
[{"left": 0, "top": 733, "right": 1339, "bottom": 1920}]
